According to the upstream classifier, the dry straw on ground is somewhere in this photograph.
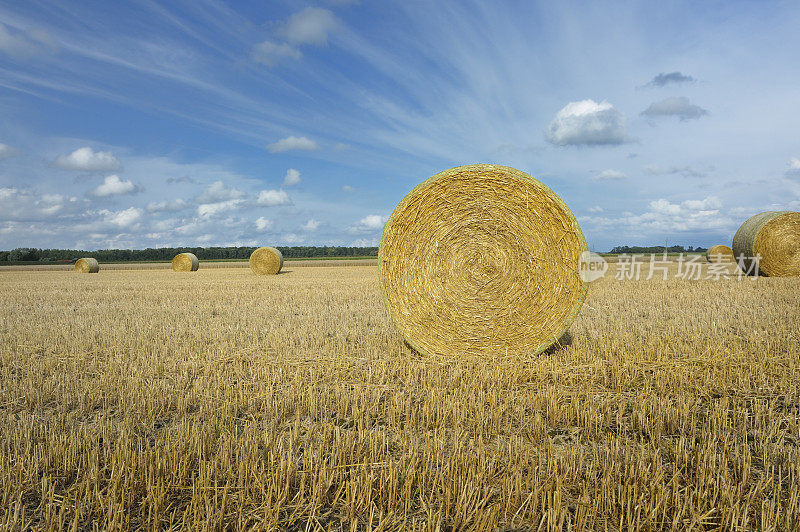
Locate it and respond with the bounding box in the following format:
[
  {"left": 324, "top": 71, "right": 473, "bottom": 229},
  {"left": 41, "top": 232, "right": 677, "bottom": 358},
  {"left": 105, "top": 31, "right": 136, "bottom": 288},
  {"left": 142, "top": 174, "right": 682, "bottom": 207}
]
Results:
[
  {"left": 249, "top": 247, "right": 283, "bottom": 275},
  {"left": 74, "top": 257, "right": 99, "bottom": 273},
  {"left": 733, "top": 211, "right": 800, "bottom": 277},
  {"left": 379, "top": 163, "right": 588, "bottom": 358},
  {"left": 705, "top": 244, "right": 734, "bottom": 263},
  {"left": 171, "top": 252, "right": 199, "bottom": 272}
]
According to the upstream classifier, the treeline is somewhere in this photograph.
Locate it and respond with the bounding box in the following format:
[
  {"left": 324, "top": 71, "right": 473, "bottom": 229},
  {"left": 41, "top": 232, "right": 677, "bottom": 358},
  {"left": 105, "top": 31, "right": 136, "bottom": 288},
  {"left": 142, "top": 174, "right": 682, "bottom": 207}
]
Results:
[
  {"left": 0, "top": 246, "right": 379, "bottom": 263},
  {"left": 608, "top": 245, "right": 708, "bottom": 254}
]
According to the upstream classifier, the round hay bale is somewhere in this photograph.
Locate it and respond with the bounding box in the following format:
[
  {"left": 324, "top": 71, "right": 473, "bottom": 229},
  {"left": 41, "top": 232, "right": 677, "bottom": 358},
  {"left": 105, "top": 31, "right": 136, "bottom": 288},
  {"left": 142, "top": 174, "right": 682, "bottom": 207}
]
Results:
[
  {"left": 732, "top": 211, "right": 800, "bottom": 277},
  {"left": 379, "top": 163, "right": 588, "bottom": 358},
  {"left": 705, "top": 244, "right": 734, "bottom": 263},
  {"left": 172, "top": 252, "right": 199, "bottom": 272},
  {"left": 74, "top": 257, "right": 99, "bottom": 273},
  {"left": 249, "top": 247, "right": 283, "bottom": 275}
]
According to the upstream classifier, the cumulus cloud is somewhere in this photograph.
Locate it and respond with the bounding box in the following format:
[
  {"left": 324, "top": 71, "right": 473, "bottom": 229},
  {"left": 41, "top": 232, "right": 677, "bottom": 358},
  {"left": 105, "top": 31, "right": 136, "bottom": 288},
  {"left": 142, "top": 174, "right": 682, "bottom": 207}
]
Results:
[
  {"left": 302, "top": 219, "right": 320, "bottom": 231},
  {"left": 255, "top": 217, "right": 273, "bottom": 231},
  {"left": 257, "top": 189, "right": 291, "bottom": 206},
  {"left": 643, "top": 164, "right": 707, "bottom": 178},
  {"left": 592, "top": 169, "right": 627, "bottom": 181},
  {"left": 349, "top": 214, "right": 388, "bottom": 233},
  {"left": 0, "top": 187, "right": 82, "bottom": 221},
  {"left": 582, "top": 196, "right": 730, "bottom": 234},
  {"left": 90, "top": 174, "right": 140, "bottom": 197},
  {"left": 641, "top": 97, "right": 708, "bottom": 120},
  {"left": 251, "top": 40, "right": 302, "bottom": 66},
  {"left": 146, "top": 198, "right": 188, "bottom": 212},
  {"left": 785, "top": 157, "right": 800, "bottom": 179},
  {"left": 0, "top": 143, "right": 20, "bottom": 159},
  {"left": 279, "top": 8, "right": 339, "bottom": 45},
  {"left": 351, "top": 237, "right": 379, "bottom": 246},
  {"left": 588, "top": 206, "right": 604, "bottom": 213},
  {"left": 546, "top": 100, "right": 626, "bottom": 146},
  {"left": 54, "top": 147, "right": 121, "bottom": 172},
  {"left": 646, "top": 72, "right": 695, "bottom": 87},
  {"left": 267, "top": 136, "right": 318, "bottom": 153},
  {"left": 195, "top": 180, "right": 244, "bottom": 203},
  {"left": 341, "top": 185, "right": 354, "bottom": 192},
  {"left": 105, "top": 206, "right": 142, "bottom": 227},
  {"left": 197, "top": 199, "right": 244, "bottom": 217},
  {"left": 283, "top": 168, "right": 301, "bottom": 186}
]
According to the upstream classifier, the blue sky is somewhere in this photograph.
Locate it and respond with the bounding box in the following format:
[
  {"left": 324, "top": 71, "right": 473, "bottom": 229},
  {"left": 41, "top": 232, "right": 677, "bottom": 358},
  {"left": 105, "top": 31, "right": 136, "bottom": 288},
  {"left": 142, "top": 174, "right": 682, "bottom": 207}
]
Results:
[{"left": 1, "top": 0, "right": 799, "bottom": 251}]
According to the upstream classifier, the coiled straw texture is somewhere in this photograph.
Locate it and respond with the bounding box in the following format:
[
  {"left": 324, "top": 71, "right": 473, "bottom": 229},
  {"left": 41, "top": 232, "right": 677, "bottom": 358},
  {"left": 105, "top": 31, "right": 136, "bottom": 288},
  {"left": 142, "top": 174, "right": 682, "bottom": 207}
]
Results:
[
  {"left": 74, "top": 258, "right": 99, "bottom": 273},
  {"left": 249, "top": 247, "right": 284, "bottom": 275},
  {"left": 705, "top": 244, "right": 734, "bottom": 263},
  {"left": 732, "top": 211, "right": 800, "bottom": 277},
  {"left": 379, "top": 164, "right": 588, "bottom": 358},
  {"left": 172, "top": 253, "right": 199, "bottom": 272}
]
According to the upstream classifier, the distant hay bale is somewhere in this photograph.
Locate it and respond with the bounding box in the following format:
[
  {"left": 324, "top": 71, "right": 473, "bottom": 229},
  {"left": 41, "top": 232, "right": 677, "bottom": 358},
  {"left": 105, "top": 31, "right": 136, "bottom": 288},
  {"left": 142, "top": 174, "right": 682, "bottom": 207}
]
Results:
[
  {"left": 249, "top": 247, "right": 283, "bottom": 275},
  {"left": 172, "top": 252, "right": 199, "bottom": 272},
  {"left": 74, "top": 258, "right": 99, "bottom": 273},
  {"left": 379, "top": 163, "right": 588, "bottom": 358},
  {"left": 732, "top": 211, "right": 800, "bottom": 277},
  {"left": 705, "top": 244, "right": 734, "bottom": 263}
]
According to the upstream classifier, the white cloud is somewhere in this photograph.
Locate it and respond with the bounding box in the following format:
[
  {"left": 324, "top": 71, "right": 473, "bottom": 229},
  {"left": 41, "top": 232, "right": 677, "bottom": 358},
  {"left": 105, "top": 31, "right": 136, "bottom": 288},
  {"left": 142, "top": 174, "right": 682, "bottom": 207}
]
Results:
[
  {"left": 349, "top": 214, "right": 388, "bottom": 233},
  {"left": 583, "top": 196, "right": 730, "bottom": 234},
  {"left": 195, "top": 180, "right": 244, "bottom": 203},
  {"left": 106, "top": 206, "right": 142, "bottom": 227},
  {"left": 267, "top": 136, "right": 318, "bottom": 153},
  {"left": 641, "top": 97, "right": 708, "bottom": 120},
  {"left": 279, "top": 8, "right": 338, "bottom": 46},
  {"left": 146, "top": 198, "right": 188, "bottom": 212},
  {"left": 351, "top": 237, "right": 379, "bottom": 246},
  {"left": 302, "top": 219, "right": 320, "bottom": 231},
  {"left": 255, "top": 217, "right": 273, "bottom": 231},
  {"left": 546, "top": 100, "right": 626, "bottom": 146},
  {"left": 785, "top": 157, "right": 800, "bottom": 179},
  {"left": 257, "top": 189, "right": 292, "bottom": 206},
  {"left": 0, "top": 143, "right": 19, "bottom": 159},
  {"left": 592, "top": 169, "right": 627, "bottom": 181},
  {"left": 54, "top": 147, "right": 121, "bottom": 172},
  {"left": 0, "top": 187, "right": 82, "bottom": 221},
  {"left": 251, "top": 40, "right": 302, "bottom": 66},
  {"left": 283, "top": 168, "right": 301, "bottom": 186},
  {"left": 197, "top": 199, "right": 244, "bottom": 217},
  {"left": 91, "top": 174, "right": 139, "bottom": 197},
  {"left": 341, "top": 185, "right": 355, "bottom": 192},
  {"left": 588, "top": 206, "right": 603, "bottom": 213}
]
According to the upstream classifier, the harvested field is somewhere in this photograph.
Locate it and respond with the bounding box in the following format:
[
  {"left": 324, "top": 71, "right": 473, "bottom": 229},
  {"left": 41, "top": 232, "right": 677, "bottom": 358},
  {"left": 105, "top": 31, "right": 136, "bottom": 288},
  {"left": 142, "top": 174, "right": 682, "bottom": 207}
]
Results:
[{"left": 1, "top": 263, "right": 798, "bottom": 529}]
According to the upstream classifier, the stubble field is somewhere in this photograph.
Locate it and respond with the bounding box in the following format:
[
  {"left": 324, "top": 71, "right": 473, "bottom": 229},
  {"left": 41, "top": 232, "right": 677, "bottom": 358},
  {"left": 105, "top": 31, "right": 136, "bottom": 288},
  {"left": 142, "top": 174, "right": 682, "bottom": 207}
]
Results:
[{"left": 1, "top": 262, "right": 798, "bottom": 530}]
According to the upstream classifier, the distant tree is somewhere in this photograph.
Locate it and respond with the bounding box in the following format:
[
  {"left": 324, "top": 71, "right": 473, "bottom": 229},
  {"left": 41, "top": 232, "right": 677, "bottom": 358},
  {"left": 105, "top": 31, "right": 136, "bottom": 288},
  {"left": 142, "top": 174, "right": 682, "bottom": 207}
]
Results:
[{"left": 9, "top": 248, "right": 40, "bottom": 261}]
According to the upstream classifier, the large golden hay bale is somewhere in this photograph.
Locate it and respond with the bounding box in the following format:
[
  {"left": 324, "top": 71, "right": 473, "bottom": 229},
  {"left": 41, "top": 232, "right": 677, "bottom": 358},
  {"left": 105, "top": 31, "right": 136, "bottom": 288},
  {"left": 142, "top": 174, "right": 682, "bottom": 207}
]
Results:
[
  {"left": 74, "top": 257, "right": 99, "bottom": 273},
  {"left": 172, "top": 252, "right": 199, "bottom": 272},
  {"left": 732, "top": 211, "right": 800, "bottom": 276},
  {"left": 705, "top": 244, "right": 734, "bottom": 263},
  {"left": 249, "top": 247, "right": 283, "bottom": 275},
  {"left": 379, "top": 164, "right": 588, "bottom": 357}
]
